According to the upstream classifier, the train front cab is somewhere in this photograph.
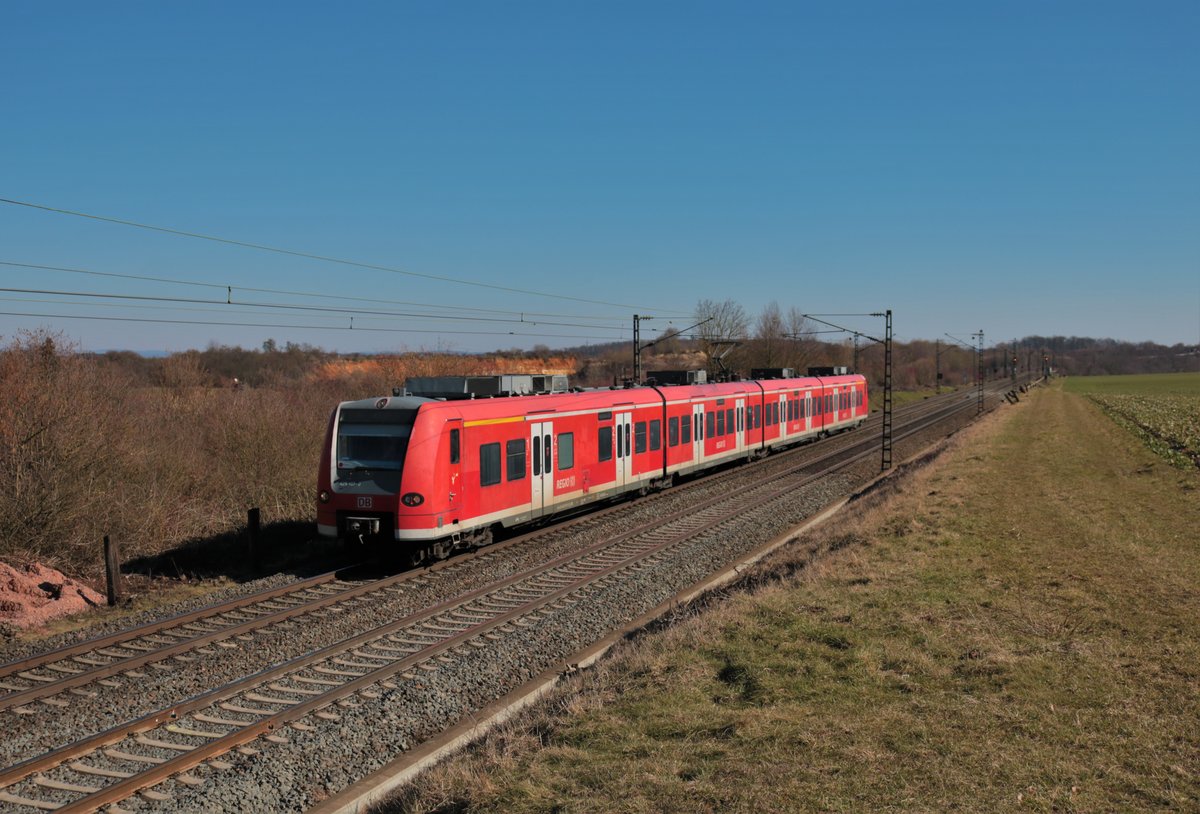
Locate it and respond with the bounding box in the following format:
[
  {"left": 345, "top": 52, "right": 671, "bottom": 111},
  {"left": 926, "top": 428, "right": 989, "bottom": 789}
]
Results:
[{"left": 318, "top": 396, "right": 424, "bottom": 549}]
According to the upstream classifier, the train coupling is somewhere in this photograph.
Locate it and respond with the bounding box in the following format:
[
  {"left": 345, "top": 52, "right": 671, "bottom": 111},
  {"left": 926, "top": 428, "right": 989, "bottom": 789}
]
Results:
[{"left": 345, "top": 516, "right": 381, "bottom": 537}]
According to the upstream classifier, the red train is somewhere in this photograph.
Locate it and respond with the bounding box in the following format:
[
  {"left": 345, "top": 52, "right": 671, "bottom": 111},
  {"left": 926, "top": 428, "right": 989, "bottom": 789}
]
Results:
[{"left": 317, "top": 373, "right": 867, "bottom": 563}]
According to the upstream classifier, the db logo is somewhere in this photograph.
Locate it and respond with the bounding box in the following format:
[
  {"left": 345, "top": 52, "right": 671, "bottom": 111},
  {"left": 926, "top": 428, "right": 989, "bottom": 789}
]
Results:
[{"left": 356, "top": 497, "right": 373, "bottom": 509}]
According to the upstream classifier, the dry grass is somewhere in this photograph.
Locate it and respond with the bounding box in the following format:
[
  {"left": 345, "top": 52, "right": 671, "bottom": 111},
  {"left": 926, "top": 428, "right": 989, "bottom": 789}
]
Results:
[
  {"left": 0, "top": 333, "right": 355, "bottom": 579},
  {"left": 383, "top": 382, "right": 1200, "bottom": 813},
  {"left": 0, "top": 332, "right": 586, "bottom": 584}
]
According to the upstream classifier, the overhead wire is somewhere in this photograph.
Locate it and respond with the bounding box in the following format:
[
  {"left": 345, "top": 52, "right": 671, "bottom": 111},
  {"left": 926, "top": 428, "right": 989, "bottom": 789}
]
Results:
[
  {"left": 0, "top": 286, "right": 639, "bottom": 332},
  {"left": 0, "top": 198, "right": 691, "bottom": 314},
  {"left": 0, "top": 309, "right": 632, "bottom": 340},
  {"left": 0, "top": 260, "right": 632, "bottom": 323}
]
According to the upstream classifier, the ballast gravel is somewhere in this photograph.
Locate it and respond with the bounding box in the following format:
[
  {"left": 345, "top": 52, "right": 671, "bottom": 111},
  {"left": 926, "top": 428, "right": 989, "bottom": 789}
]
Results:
[
  {"left": 116, "top": 472, "right": 854, "bottom": 813},
  {"left": 0, "top": 395, "right": 1000, "bottom": 812}
]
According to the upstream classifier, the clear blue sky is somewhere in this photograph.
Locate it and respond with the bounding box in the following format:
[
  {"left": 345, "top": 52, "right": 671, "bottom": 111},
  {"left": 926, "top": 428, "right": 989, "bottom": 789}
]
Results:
[{"left": 2, "top": 1, "right": 1197, "bottom": 353}]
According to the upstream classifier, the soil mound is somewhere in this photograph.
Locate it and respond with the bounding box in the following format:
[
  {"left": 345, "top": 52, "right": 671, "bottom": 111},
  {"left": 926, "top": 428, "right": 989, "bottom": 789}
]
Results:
[{"left": 0, "top": 562, "right": 104, "bottom": 630}]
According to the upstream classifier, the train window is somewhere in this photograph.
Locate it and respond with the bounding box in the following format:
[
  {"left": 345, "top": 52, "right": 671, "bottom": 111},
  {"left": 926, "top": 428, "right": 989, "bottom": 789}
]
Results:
[
  {"left": 753, "top": 404, "right": 761, "bottom": 428},
  {"left": 772, "top": 402, "right": 780, "bottom": 425},
  {"left": 337, "top": 423, "right": 411, "bottom": 472},
  {"left": 625, "top": 423, "right": 632, "bottom": 457},
  {"left": 668, "top": 417, "right": 679, "bottom": 447},
  {"left": 650, "top": 419, "right": 661, "bottom": 451},
  {"left": 558, "top": 432, "right": 574, "bottom": 470},
  {"left": 737, "top": 407, "right": 743, "bottom": 432},
  {"left": 449, "top": 429, "right": 460, "bottom": 464},
  {"left": 635, "top": 422, "right": 647, "bottom": 454},
  {"left": 706, "top": 412, "right": 715, "bottom": 438},
  {"left": 599, "top": 426, "right": 613, "bottom": 461},
  {"left": 480, "top": 443, "right": 501, "bottom": 487},
  {"left": 598, "top": 411, "right": 612, "bottom": 421},
  {"left": 716, "top": 410, "right": 725, "bottom": 436},
  {"left": 726, "top": 408, "right": 734, "bottom": 433},
  {"left": 507, "top": 439, "right": 527, "bottom": 481},
  {"left": 681, "top": 414, "right": 692, "bottom": 444},
  {"left": 826, "top": 394, "right": 832, "bottom": 414}
]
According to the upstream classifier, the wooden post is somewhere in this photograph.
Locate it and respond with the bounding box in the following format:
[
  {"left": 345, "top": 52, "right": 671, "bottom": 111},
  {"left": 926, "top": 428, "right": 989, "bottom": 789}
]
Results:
[
  {"left": 103, "top": 535, "right": 123, "bottom": 606},
  {"left": 247, "top": 507, "right": 261, "bottom": 571}
]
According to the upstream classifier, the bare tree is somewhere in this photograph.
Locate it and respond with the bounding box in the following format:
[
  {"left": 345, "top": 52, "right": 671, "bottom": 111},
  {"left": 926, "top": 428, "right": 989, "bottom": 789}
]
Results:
[
  {"left": 785, "top": 306, "right": 819, "bottom": 373},
  {"left": 751, "top": 301, "right": 786, "bottom": 369},
  {"left": 694, "top": 299, "right": 749, "bottom": 378}
]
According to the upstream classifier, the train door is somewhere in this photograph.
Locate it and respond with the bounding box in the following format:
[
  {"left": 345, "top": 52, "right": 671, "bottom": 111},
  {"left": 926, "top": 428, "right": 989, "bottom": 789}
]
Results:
[
  {"left": 447, "top": 421, "right": 462, "bottom": 515},
  {"left": 614, "top": 410, "right": 633, "bottom": 487},
  {"left": 729, "top": 400, "right": 739, "bottom": 456},
  {"left": 692, "top": 403, "right": 704, "bottom": 464},
  {"left": 778, "top": 393, "right": 788, "bottom": 440},
  {"left": 530, "top": 421, "right": 553, "bottom": 518},
  {"left": 804, "top": 392, "right": 813, "bottom": 434}
]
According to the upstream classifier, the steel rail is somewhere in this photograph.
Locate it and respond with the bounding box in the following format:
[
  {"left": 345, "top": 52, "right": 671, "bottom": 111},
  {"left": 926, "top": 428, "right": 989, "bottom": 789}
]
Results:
[
  {"left": 0, "top": 569, "right": 354, "bottom": 677},
  {"left": 0, "top": 464, "right": 798, "bottom": 792},
  {"left": 0, "top": 378, "right": 1007, "bottom": 716},
  {"left": 0, "top": 385, "right": 984, "bottom": 798},
  {"left": 1, "top": 570, "right": 402, "bottom": 712},
  {"left": 0, "top": 382, "right": 1005, "bottom": 810}
]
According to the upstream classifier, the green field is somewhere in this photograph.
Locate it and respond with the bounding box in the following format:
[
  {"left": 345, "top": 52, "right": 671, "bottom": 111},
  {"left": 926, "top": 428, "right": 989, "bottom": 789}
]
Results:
[
  {"left": 1063, "top": 372, "right": 1200, "bottom": 469},
  {"left": 386, "top": 385, "right": 1200, "bottom": 813},
  {"left": 1063, "top": 371, "right": 1200, "bottom": 396}
]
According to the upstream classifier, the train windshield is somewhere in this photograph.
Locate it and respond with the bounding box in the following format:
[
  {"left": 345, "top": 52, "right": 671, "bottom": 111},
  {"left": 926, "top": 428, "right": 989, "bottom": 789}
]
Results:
[{"left": 336, "top": 408, "right": 417, "bottom": 472}]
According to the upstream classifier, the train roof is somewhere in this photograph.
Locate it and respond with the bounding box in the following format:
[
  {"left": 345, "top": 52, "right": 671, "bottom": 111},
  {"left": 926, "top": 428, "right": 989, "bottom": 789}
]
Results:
[{"left": 337, "top": 373, "right": 865, "bottom": 422}]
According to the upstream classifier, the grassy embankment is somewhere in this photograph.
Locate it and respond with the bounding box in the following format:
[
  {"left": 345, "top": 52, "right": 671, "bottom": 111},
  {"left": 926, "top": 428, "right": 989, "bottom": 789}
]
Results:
[{"left": 387, "top": 380, "right": 1199, "bottom": 812}]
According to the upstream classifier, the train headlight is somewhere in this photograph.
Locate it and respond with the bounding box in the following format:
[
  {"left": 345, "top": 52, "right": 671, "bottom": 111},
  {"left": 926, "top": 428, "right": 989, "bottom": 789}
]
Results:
[
  {"left": 401, "top": 492, "right": 424, "bottom": 507},
  {"left": 319, "top": 490, "right": 331, "bottom": 503}
]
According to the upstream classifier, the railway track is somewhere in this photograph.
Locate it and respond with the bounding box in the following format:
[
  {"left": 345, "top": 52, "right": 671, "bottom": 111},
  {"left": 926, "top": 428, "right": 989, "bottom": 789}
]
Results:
[
  {"left": 0, "top": 380, "right": 1028, "bottom": 811},
  {"left": 0, "top": 380, "right": 984, "bottom": 711}
]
